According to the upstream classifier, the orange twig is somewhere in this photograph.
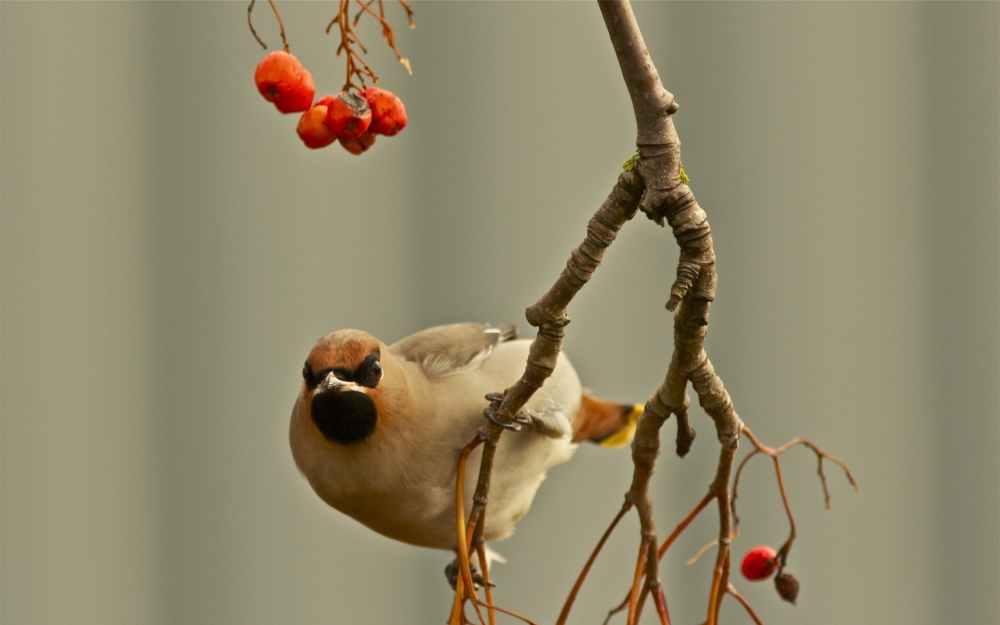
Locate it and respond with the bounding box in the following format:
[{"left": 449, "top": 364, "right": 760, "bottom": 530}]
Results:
[
  {"left": 604, "top": 493, "right": 714, "bottom": 625},
  {"left": 475, "top": 541, "right": 497, "bottom": 625},
  {"left": 247, "top": 0, "right": 267, "bottom": 49},
  {"left": 266, "top": 0, "right": 288, "bottom": 52},
  {"left": 475, "top": 600, "right": 539, "bottom": 625},
  {"left": 705, "top": 546, "right": 725, "bottom": 625},
  {"left": 733, "top": 427, "right": 858, "bottom": 570},
  {"left": 397, "top": 0, "right": 415, "bottom": 28},
  {"left": 727, "top": 584, "right": 764, "bottom": 625},
  {"left": 247, "top": 0, "right": 288, "bottom": 52},
  {"left": 660, "top": 493, "right": 714, "bottom": 561},
  {"left": 326, "top": 0, "right": 413, "bottom": 92},
  {"left": 652, "top": 584, "right": 671, "bottom": 625},
  {"left": 354, "top": 0, "right": 412, "bottom": 73},
  {"left": 556, "top": 503, "right": 632, "bottom": 625},
  {"left": 451, "top": 434, "right": 486, "bottom": 625},
  {"left": 353, "top": 0, "right": 377, "bottom": 25},
  {"left": 626, "top": 537, "right": 652, "bottom": 625}
]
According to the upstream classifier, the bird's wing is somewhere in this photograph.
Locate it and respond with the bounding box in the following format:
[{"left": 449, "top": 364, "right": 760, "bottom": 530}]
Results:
[{"left": 388, "top": 323, "right": 518, "bottom": 377}]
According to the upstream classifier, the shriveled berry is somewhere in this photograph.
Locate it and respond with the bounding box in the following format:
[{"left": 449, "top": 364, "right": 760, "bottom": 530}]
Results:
[
  {"left": 363, "top": 87, "right": 407, "bottom": 136},
  {"left": 296, "top": 104, "right": 338, "bottom": 149},
  {"left": 740, "top": 546, "right": 777, "bottom": 581},
  {"left": 326, "top": 91, "right": 372, "bottom": 139},
  {"left": 774, "top": 572, "right": 799, "bottom": 604},
  {"left": 255, "top": 51, "right": 315, "bottom": 113},
  {"left": 340, "top": 130, "right": 376, "bottom": 155}
]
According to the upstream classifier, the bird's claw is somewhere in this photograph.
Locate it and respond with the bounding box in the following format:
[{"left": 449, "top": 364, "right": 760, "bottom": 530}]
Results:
[
  {"left": 483, "top": 407, "right": 521, "bottom": 431},
  {"left": 445, "top": 558, "right": 496, "bottom": 591},
  {"left": 483, "top": 392, "right": 531, "bottom": 431}
]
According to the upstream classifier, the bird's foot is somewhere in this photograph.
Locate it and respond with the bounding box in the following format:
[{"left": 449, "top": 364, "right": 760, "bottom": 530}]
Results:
[
  {"left": 483, "top": 393, "right": 530, "bottom": 431},
  {"left": 445, "top": 557, "right": 495, "bottom": 591}
]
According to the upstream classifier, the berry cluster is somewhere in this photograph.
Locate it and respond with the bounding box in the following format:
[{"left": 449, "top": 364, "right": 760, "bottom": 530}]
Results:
[{"left": 254, "top": 51, "right": 407, "bottom": 155}]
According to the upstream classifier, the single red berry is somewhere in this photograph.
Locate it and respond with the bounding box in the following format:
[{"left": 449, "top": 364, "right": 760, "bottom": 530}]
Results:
[
  {"left": 326, "top": 91, "right": 372, "bottom": 139},
  {"left": 254, "top": 51, "right": 315, "bottom": 114},
  {"left": 363, "top": 87, "right": 407, "bottom": 136},
  {"left": 741, "top": 546, "right": 777, "bottom": 581},
  {"left": 296, "top": 104, "right": 338, "bottom": 149},
  {"left": 340, "top": 130, "right": 377, "bottom": 155}
]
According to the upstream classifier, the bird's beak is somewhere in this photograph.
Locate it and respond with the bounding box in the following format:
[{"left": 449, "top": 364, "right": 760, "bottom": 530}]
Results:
[
  {"left": 319, "top": 371, "right": 346, "bottom": 394},
  {"left": 316, "top": 371, "right": 365, "bottom": 395}
]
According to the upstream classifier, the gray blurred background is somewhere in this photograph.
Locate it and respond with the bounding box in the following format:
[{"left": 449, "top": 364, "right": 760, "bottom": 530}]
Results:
[{"left": 2, "top": 2, "right": 997, "bottom": 624}]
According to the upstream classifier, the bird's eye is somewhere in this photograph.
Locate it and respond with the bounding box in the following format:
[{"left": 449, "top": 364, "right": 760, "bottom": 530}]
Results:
[{"left": 303, "top": 361, "right": 319, "bottom": 389}]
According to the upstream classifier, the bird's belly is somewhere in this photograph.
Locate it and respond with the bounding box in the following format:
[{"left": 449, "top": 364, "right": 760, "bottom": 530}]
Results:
[
  {"left": 327, "top": 487, "right": 457, "bottom": 549},
  {"left": 301, "top": 427, "right": 576, "bottom": 551}
]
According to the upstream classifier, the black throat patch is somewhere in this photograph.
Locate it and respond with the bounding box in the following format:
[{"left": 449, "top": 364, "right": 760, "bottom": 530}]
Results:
[{"left": 310, "top": 390, "right": 377, "bottom": 445}]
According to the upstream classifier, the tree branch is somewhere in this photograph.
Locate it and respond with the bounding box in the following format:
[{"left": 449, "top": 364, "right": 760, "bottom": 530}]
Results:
[
  {"left": 465, "top": 168, "right": 644, "bottom": 547},
  {"left": 600, "top": 3, "right": 744, "bottom": 624}
]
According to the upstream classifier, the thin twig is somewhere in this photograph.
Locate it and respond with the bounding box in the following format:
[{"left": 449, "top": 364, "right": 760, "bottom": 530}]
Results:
[
  {"left": 247, "top": 0, "right": 267, "bottom": 49},
  {"left": 733, "top": 427, "right": 858, "bottom": 568},
  {"left": 603, "top": 591, "right": 631, "bottom": 625},
  {"left": 265, "top": 0, "right": 288, "bottom": 52},
  {"left": 661, "top": 493, "right": 714, "bottom": 560},
  {"left": 450, "top": 435, "right": 486, "bottom": 625},
  {"left": 355, "top": 0, "right": 411, "bottom": 72},
  {"left": 626, "top": 537, "right": 652, "bottom": 625},
  {"left": 475, "top": 541, "right": 497, "bottom": 625},
  {"left": 398, "top": 0, "right": 415, "bottom": 28},
  {"left": 556, "top": 503, "right": 632, "bottom": 625},
  {"left": 652, "top": 584, "right": 672, "bottom": 625},
  {"left": 727, "top": 584, "right": 764, "bottom": 625},
  {"left": 354, "top": 0, "right": 377, "bottom": 26},
  {"left": 475, "top": 600, "right": 539, "bottom": 625},
  {"left": 606, "top": 493, "right": 713, "bottom": 624}
]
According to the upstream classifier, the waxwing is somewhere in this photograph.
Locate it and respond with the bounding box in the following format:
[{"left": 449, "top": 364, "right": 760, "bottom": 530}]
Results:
[{"left": 289, "top": 322, "right": 641, "bottom": 554}]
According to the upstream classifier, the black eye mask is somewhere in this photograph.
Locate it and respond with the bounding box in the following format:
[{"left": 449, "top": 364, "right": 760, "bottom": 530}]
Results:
[{"left": 303, "top": 349, "right": 382, "bottom": 391}]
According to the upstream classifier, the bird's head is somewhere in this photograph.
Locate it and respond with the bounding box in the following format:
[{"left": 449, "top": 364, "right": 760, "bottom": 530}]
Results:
[{"left": 300, "top": 329, "right": 389, "bottom": 446}]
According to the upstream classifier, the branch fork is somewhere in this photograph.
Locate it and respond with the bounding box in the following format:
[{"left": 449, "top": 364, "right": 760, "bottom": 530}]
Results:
[{"left": 447, "top": 3, "right": 856, "bottom": 624}]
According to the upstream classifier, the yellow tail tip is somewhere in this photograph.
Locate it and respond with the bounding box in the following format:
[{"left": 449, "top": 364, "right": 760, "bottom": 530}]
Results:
[{"left": 597, "top": 404, "right": 644, "bottom": 448}]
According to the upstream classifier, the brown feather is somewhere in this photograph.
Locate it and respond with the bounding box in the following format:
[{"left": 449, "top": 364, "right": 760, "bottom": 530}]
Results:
[{"left": 308, "top": 330, "right": 380, "bottom": 372}]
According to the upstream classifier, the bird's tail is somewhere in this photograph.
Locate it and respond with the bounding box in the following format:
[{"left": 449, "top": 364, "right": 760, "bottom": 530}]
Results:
[{"left": 572, "top": 395, "right": 644, "bottom": 448}]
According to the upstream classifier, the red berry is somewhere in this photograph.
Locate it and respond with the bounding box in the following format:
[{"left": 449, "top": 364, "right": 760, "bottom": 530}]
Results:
[
  {"left": 296, "top": 104, "right": 338, "bottom": 149},
  {"left": 326, "top": 91, "right": 372, "bottom": 139},
  {"left": 254, "top": 51, "right": 315, "bottom": 114},
  {"left": 339, "top": 130, "right": 376, "bottom": 155},
  {"left": 741, "top": 546, "right": 777, "bottom": 581},
  {"left": 363, "top": 87, "right": 407, "bottom": 136},
  {"left": 314, "top": 94, "right": 336, "bottom": 109}
]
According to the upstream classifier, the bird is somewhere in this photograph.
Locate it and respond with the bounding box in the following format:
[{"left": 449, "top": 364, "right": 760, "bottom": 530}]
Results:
[{"left": 289, "top": 322, "right": 641, "bottom": 565}]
